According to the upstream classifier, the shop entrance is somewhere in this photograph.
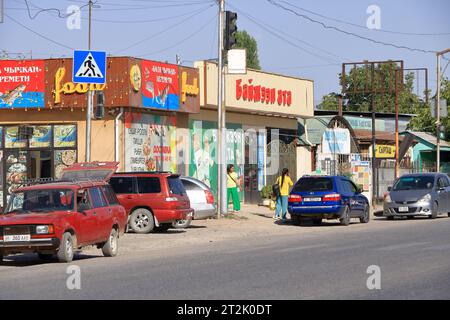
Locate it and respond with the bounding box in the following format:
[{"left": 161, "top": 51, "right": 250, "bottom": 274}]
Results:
[
  {"left": 30, "top": 151, "right": 52, "bottom": 179},
  {"left": 244, "top": 129, "right": 265, "bottom": 204}
]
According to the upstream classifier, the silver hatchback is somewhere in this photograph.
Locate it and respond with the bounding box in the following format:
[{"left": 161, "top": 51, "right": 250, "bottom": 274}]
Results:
[
  {"left": 172, "top": 176, "right": 217, "bottom": 228},
  {"left": 383, "top": 173, "right": 450, "bottom": 219}
]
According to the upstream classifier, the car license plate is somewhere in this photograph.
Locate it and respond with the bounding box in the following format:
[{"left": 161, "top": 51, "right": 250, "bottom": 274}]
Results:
[
  {"left": 398, "top": 206, "right": 409, "bottom": 212},
  {"left": 304, "top": 197, "right": 321, "bottom": 202},
  {"left": 4, "top": 234, "right": 31, "bottom": 242}
]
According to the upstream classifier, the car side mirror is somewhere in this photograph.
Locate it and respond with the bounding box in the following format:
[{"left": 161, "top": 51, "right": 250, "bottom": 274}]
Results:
[{"left": 387, "top": 186, "right": 392, "bottom": 192}]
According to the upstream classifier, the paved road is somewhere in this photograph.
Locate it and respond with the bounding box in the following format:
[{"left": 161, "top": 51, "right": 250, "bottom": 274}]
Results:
[{"left": 1, "top": 217, "right": 450, "bottom": 299}]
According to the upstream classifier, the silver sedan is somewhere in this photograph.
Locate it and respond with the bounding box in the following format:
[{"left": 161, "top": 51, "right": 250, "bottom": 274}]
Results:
[
  {"left": 383, "top": 173, "right": 450, "bottom": 219},
  {"left": 172, "top": 176, "right": 217, "bottom": 228}
]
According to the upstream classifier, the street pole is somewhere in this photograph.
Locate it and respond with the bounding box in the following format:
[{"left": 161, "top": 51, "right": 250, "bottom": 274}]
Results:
[
  {"left": 371, "top": 64, "right": 376, "bottom": 209},
  {"left": 85, "top": 0, "right": 93, "bottom": 162},
  {"left": 435, "top": 49, "right": 450, "bottom": 171},
  {"left": 217, "top": 0, "right": 225, "bottom": 218}
]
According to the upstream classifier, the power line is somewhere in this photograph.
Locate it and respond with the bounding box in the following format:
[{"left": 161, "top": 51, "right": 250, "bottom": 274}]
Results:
[
  {"left": 113, "top": 4, "right": 214, "bottom": 54},
  {"left": 281, "top": 0, "right": 450, "bottom": 36},
  {"left": 22, "top": 0, "right": 95, "bottom": 19},
  {"left": 266, "top": 0, "right": 438, "bottom": 54},
  {"left": 229, "top": 3, "right": 349, "bottom": 63},
  {"left": 135, "top": 13, "right": 217, "bottom": 58},
  {"left": 4, "top": 13, "right": 74, "bottom": 51}
]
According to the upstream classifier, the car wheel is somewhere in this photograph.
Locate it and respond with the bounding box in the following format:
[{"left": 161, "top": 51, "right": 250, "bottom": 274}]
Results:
[
  {"left": 312, "top": 218, "right": 322, "bottom": 226},
  {"left": 102, "top": 228, "right": 118, "bottom": 257},
  {"left": 430, "top": 202, "right": 438, "bottom": 219},
  {"left": 340, "top": 206, "right": 351, "bottom": 226},
  {"left": 359, "top": 205, "right": 370, "bottom": 223},
  {"left": 57, "top": 232, "right": 74, "bottom": 263},
  {"left": 448, "top": 212, "right": 450, "bottom": 218},
  {"left": 38, "top": 253, "right": 54, "bottom": 261},
  {"left": 173, "top": 219, "right": 192, "bottom": 229},
  {"left": 154, "top": 223, "right": 171, "bottom": 233},
  {"left": 387, "top": 216, "right": 394, "bottom": 220},
  {"left": 129, "top": 208, "right": 155, "bottom": 233}
]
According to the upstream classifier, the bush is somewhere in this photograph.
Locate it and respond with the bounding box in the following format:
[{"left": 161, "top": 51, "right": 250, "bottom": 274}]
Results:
[{"left": 260, "top": 185, "right": 273, "bottom": 199}]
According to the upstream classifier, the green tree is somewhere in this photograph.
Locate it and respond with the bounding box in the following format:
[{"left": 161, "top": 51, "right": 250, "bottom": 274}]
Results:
[
  {"left": 235, "top": 30, "right": 261, "bottom": 70},
  {"left": 317, "top": 92, "right": 339, "bottom": 111}
]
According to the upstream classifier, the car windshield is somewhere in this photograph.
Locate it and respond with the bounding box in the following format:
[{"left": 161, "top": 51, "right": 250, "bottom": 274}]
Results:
[
  {"left": 4, "top": 189, "right": 75, "bottom": 214},
  {"left": 392, "top": 176, "right": 435, "bottom": 191},
  {"left": 292, "top": 177, "right": 334, "bottom": 192}
]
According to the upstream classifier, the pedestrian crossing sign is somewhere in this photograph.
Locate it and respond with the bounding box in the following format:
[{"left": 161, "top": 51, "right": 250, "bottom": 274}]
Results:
[{"left": 72, "top": 50, "right": 106, "bottom": 84}]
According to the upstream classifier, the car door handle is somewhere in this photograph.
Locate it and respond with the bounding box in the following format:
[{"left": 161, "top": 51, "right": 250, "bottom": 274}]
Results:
[{"left": 93, "top": 211, "right": 97, "bottom": 216}]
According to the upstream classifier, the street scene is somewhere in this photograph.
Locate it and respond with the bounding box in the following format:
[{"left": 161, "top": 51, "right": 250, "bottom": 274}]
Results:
[{"left": 0, "top": 0, "right": 450, "bottom": 305}]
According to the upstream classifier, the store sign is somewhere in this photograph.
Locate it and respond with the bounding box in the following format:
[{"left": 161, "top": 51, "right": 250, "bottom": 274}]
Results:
[
  {"left": 129, "top": 64, "right": 141, "bottom": 92},
  {"left": 0, "top": 60, "right": 45, "bottom": 108},
  {"left": 375, "top": 144, "right": 395, "bottom": 158},
  {"left": 54, "top": 67, "right": 106, "bottom": 104},
  {"left": 181, "top": 70, "right": 199, "bottom": 103},
  {"left": 235, "top": 78, "right": 292, "bottom": 106},
  {"left": 124, "top": 112, "right": 177, "bottom": 172},
  {"left": 142, "top": 60, "right": 179, "bottom": 110},
  {"left": 322, "top": 128, "right": 351, "bottom": 155},
  {"left": 179, "top": 66, "right": 200, "bottom": 113}
]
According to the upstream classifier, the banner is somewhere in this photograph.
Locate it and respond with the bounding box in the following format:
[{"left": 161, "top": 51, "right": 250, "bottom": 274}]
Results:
[
  {"left": 142, "top": 60, "right": 179, "bottom": 110},
  {"left": 0, "top": 60, "right": 44, "bottom": 108},
  {"left": 322, "top": 128, "right": 351, "bottom": 155},
  {"left": 124, "top": 112, "right": 177, "bottom": 172},
  {"left": 375, "top": 144, "right": 396, "bottom": 158}
]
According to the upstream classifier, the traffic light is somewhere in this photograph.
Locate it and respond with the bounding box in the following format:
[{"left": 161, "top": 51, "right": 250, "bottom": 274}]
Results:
[
  {"left": 439, "top": 124, "right": 446, "bottom": 140},
  {"left": 94, "top": 91, "right": 105, "bottom": 120},
  {"left": 224, "top": 11, "right": 237, "bottom": 51}
]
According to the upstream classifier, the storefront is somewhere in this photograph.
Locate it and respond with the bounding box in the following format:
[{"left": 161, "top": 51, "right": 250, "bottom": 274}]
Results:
[
  {"left": 192, "top": 61, "right": 314, "bottom": 203},
  {"left": 0, "top": 58, "right": 199, "bottom": 209}
]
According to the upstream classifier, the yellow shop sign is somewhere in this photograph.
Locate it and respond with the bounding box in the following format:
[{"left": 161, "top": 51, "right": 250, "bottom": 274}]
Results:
[
  {"left": 54, "top": 67, "right": 106, "bottom": 104},
  {"left": 375, "top": 144, "right": 396, "bottom": 158},
  {"left": 181, "top": 71, "right": 199, "bottom": 103}
]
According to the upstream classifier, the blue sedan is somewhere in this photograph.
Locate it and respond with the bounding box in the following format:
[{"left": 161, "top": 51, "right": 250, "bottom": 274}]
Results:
[{"left": 288, "top": 175, "right": 370, "bottom": 226}]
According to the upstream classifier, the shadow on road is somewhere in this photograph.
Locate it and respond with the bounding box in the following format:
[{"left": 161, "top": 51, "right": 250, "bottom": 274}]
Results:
[
  {"left": 274, "top": 219, "right": 350, "bottom": 227},
  {"left": 0, "top": 253, "right": 100, "bottom": 267}
]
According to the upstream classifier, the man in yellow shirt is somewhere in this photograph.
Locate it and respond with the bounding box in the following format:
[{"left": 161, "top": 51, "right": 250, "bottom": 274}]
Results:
[
  {"left": 275, "top": 168, "right": 293, "bottom": 222},
  {"left": 227, "top": 164, "right": 241, "bottom": 212}
]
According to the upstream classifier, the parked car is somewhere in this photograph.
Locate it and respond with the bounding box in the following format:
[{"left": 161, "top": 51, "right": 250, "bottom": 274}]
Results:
[
  {"left": 383, "top": 173, "right": 450, "bottom": 219},
  {"left": 109, "top": 172, "right": 193, "bottom": 233},
  {"left": 0, "top": 162, "right": 127, "bottom": 263},
  {"left": 288, "top": 175, "right": 370, "bottom": 226},
  {"left": 172, "top": 176, "right": 216, "bottom": 229}
]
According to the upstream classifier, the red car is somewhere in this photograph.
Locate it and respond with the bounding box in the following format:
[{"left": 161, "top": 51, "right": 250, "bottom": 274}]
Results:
[
  {"left": 0, "top": 162, "right": 127, "bottom": 263},
  {"left": 109, "top": 172, "right": 193, "bottom": 233}
]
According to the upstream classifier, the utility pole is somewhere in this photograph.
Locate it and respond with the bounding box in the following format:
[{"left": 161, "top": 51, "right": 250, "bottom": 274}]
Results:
[
  {"left": 217, "top": 0, "right": 225, "bottom": 218},
  {"left": 436, "top": 49, "right": 450, "bottom": 171},
  {"left": 85, "top": 0, "right": 94, "bottom": 162}
]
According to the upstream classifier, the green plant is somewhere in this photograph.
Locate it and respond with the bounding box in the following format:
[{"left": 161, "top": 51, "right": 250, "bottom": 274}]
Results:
[{"left": 260, "top": 185, "right": 273, "bottom": 199}]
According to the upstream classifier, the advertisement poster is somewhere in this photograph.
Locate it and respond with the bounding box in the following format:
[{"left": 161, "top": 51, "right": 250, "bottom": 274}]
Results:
[
  {"left": 5, "top": 126, "right": 27, "bottom": 148},
  {"left": 141, "top": 60, "right": 179, "bottom": 110},
  {"left": 5, "top": 150, "right": 28, "bottom": 202},
  {"left": 29, "top": 125, "right": 52, "bottom": 148},
  {"left": 54, "top": 150, "right": 77, "bottom": 179},
  {"left": 0, "top": 60, "right": 45, "bottom": 108},
  {"left": 54, "top": 125, "right": 77, "bottom": 148},
  {"left": 189, "top": 120, "right": 244, "bottom": 201},
  {"left": 322, "top": 128, "right": 351, "bottom": 155},
  {"left": 124, "top": 112, "right": 177, "bottom": 172}
]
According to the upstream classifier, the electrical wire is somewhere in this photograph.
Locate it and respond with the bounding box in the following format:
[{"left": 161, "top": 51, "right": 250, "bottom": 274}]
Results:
[
  {"left": 4, "top": 13, "right": 74, "bottom": 51},
  {"left": 229, "top": 3, "right": 349, "bottom": 63},
  {"left": 266, "top": 0, "right": 438, "bottom": 54},
  {"left": 112, "top": 4, "right": 214, "bottom": 55},
  {"left": 281, "top": 0, "right": 450, "bottom": 36},
  {"left": 22, "top": 0, "right": 95, "bottom": 19},
  {"left": 135, "top": 13, "right": 217, "bottom": 58}
]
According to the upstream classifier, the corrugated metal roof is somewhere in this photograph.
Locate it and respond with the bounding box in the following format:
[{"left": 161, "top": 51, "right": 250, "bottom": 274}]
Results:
[{"left": 406, "top": 131, "right": 450, "bottom": 148}]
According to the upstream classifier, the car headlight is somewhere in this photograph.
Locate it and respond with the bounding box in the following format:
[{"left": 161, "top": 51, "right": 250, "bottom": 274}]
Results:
[
  {"left": 384, "top": 193, "right": 392, "bottom": 203},
  {"left": 36, "top": 225, "right": 54, "bottom": 234},
  {"left": 418, "top": 193, "right": 432, "bottom": 203}
]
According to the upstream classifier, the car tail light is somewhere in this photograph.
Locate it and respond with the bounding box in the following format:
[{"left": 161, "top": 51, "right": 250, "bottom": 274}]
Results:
[
  {"left": 165, "top": 197, "right": 178, "bottom": 202},
  {"left": 323, "top": 193, "right": 341, "bottom": 202},
  {"left": 288, "top": 194, "right": 302, "bottom": 203},
  {"left": 205, "top": 190, "right": 215, "bottom": 204}
]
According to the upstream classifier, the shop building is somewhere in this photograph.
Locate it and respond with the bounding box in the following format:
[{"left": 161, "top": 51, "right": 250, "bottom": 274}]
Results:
[
  {"left": 192, "top": 61, "right": 314, "bottom": 203},
  {"left": 0, "top": 57, "right": 200, "bottom": 209}
]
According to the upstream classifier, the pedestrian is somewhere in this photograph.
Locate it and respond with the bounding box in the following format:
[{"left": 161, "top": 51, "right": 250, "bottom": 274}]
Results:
[
  {"left": 227, "top": 164, "right": 241, "bottom": 212},
  {"left": 274, "top": 168, "right": 293, "bottom": 223}
]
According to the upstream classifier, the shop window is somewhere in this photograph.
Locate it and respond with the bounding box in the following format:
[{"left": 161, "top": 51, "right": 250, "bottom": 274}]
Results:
[
  {"left": 54, "top": 125, "right": 77, "bottom": 148},
  {"left": 54, "top": 150, "right": 77, "bottom": 179},
  {"left": 4, "top": 150, "right": 28, "bottom": 204},
  {"left": 30, "top": 126, "right": 52, "bottom": 148},
  {"left": 5, "top": 126, "right": 27, "bottom": 148}
]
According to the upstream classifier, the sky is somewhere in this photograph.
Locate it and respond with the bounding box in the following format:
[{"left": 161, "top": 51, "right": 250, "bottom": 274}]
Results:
[{"left": 1, "top": 0, "right": 450, "bottom": 105}]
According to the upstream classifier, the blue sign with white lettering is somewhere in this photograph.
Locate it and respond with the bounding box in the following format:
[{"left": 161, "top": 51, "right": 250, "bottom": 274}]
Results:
[{"left": 72, "top": 50, "right": 106, "bottom": 84}]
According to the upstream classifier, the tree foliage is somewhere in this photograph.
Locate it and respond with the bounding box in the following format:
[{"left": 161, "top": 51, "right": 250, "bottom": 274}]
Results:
[{"left": 235, "top": 30, "right": 261, "bottom": 70}]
